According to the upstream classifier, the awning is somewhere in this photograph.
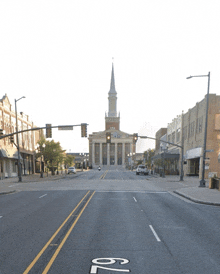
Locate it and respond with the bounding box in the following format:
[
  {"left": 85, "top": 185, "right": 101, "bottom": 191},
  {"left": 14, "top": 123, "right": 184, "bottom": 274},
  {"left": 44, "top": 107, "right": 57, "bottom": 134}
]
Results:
[
  {"left": 152, "top": 152, "right": 179, "bottom": 160},
  {"left": 0, "top": 148, "right": 23, "bottom": 160},
  {"left": 185, "top": 147, "right": 202, "bottom": 160}
]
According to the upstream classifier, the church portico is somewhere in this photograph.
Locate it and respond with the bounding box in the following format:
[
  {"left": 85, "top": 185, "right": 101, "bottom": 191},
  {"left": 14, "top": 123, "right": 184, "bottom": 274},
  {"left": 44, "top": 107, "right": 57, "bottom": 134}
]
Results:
[
  {"left": 88, "top": 62, "right": 136, "bottom": 169},
  {"left": 90, "top": 139, "right": 134, "bottom": 168}
]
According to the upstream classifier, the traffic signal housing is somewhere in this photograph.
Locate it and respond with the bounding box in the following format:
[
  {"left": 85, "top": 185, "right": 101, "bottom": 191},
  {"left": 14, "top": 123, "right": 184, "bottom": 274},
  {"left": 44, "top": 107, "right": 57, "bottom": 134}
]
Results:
[
  {"left": 46, "top": 124, "right": 52, "bottom": 138},
  {"left": 9, "top": 135, "right": 14, "bottom": 144},
  {"left": 0, "top": 129, "right": 3, "bottom": 136},
  {"left": 106, "top": 132, "right": 111, "bottom": 143},
  {"left": 133, "top": 133, "right": 138, "bottom": 144},
  {"left": 81, "top": 123, "right": 87, "bottom": 137}
]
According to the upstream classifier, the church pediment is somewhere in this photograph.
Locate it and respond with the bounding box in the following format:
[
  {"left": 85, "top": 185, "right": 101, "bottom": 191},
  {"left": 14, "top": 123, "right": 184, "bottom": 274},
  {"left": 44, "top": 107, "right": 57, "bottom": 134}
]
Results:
[{"left": 90, "top": 129, "right": 132, "bottom": 140}]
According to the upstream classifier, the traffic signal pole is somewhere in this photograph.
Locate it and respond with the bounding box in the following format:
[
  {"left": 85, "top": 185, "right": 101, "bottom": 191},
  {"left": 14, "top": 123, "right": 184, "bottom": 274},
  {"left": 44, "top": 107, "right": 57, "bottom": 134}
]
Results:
[{"left": 0, "top": 123, "right": 88, "bottom": 181}]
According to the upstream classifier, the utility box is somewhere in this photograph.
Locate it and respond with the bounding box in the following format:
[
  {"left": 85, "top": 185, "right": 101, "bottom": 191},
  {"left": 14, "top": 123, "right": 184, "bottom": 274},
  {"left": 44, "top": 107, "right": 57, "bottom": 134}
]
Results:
[{"left": 209, "top": 177, "right": 220, "bottom": 190}]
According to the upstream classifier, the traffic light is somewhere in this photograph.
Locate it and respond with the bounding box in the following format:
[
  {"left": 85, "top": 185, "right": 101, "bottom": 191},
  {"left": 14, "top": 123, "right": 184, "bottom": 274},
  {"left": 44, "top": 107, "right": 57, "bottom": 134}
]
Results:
[
  {"left": 81, "top": 123, "right": 87, "bottom": 137},
  {"left": 0, "top": 129, "right": 3, "bottom": 136},
  {"left": 133, "top": 133, "right": 138, "bottom": 144},
  {"left": 46, "top": 124, "right": 52, "bottom": 138},
  {"left": 9, "top": 135, "right": 14, "bottom": 144},
  {"left": 106, "top": 132, "right": 111, "bottom": 143}
]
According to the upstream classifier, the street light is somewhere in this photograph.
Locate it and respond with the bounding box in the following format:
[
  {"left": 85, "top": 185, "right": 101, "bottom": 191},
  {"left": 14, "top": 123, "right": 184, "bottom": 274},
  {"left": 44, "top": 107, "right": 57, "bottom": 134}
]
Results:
[
  {"left": 15, "top": 96, "right": 26, "bottom": 182},
  {"left": 186, "top": 72, "right": 210, "bottom": 187}
]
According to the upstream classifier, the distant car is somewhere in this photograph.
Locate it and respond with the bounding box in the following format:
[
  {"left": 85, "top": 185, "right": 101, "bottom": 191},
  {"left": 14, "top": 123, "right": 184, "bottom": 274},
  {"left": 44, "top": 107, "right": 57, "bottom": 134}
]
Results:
[
  {"left": 136, "top": 165, "right": 148, "bottom": 175},
  {"left": 67, "top": 167, "right": 76, "bottom": 174}
]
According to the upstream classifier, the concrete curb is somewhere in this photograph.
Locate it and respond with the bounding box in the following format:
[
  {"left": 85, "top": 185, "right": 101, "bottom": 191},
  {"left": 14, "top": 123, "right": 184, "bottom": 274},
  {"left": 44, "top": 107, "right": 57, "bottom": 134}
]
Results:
[
  {"left": 0, "top": 190, "right": 16, "bottom": 195},
  {"left": 173, "top": 190, "right": 220, "bottom": 206}
]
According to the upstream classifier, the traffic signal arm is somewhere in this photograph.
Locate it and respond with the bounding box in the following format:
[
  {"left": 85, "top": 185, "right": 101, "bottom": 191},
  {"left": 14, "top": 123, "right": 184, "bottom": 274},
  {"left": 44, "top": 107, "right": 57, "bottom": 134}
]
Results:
[{"left": 0, "top": 124, "right": 89, "bottom": 140}]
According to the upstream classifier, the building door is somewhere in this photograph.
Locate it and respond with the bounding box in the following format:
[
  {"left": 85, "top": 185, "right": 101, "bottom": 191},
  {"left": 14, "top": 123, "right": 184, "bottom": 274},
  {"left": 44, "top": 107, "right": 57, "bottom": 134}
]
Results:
[
  {"left": 110, "top": 144, "right": 115, "bottom": 165},
  {"left": 188, "top": 158, "right": 199, "bottom": 176},
  {"left": 117, "top": 143, "right": 122, "bottom": 165},
  {"left": 102, "top": 143, "right": 107, "bottom": 165}
]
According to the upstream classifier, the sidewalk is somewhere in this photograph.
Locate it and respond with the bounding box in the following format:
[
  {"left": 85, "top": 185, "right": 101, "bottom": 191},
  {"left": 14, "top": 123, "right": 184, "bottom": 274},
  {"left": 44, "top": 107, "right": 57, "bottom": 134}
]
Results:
[
  {"left": 154, "top": 175, "right": 220, "bottom": 206},
  {"left": 0, "top": 172, "right": 70, "bottom": 195}
]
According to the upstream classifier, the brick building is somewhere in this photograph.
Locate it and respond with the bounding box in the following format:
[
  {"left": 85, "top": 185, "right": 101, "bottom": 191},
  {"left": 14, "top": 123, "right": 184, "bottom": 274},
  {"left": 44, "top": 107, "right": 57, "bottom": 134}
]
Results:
[
  {"left": 153, "top": 93, "right": 220, "bottom": 179},
  {"left": 0, "top": 94, "right": 42, "bottom": 178},
  {"left": 182, "top": 93, "right": 220, "bottom": 178},
  {"left": 88, "top": 64, "right": 135, "bottom": 168}
]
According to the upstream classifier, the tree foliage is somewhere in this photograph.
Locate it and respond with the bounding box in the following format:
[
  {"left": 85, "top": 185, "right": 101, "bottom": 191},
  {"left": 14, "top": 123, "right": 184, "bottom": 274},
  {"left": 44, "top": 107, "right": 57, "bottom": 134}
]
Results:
[
  {"left": 143, "top": 149, "right": 155, "bottom": 168},
  {"left": 36, "top": 138, "right": 66, "bottom": 175},
  {"left": 64, "top": 155, "right": 75, "bottom": 168}
]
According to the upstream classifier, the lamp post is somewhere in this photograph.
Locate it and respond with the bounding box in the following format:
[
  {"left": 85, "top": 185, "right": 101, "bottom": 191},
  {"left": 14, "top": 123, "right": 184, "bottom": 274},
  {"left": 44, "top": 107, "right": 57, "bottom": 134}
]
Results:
[
  {"left": 15, "top": 96, "right": 25, "bottom": 182},
  {"left": 186, "top": 72, "right": 210, "bottom": 187}
]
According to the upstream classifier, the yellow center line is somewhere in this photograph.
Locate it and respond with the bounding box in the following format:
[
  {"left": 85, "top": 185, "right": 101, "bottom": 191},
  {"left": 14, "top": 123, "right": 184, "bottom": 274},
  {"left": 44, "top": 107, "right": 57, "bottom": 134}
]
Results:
[
  {"left": 42, "top": 191, "right": 95, "bottom": 274},
  {"left": 99, "top": 170, "right": 108, "bottom": 179},
  {"left": 23, "top": 191, "right": 91, "bottom": 274}
]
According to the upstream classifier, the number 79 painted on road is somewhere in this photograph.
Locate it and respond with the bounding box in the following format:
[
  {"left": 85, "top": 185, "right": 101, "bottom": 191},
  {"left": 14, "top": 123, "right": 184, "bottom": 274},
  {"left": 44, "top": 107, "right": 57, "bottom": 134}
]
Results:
[{"left": 90, "top": 258, "right": 130, "bottom": 273}]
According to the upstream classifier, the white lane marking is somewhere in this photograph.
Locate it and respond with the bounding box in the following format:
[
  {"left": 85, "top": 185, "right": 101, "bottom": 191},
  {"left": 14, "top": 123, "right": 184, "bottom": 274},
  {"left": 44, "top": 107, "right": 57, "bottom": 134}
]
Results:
[
  {"left": 0, "top": 216, "right": 3, "bottom": 218},
  {"left": 8, "top": 185, "right": 16, "bottom": 187},
  {"left": 96, "top": 191, "right": 168, "bottom": 193},
  {"left": 133, "top": 197, "right": 137, "bottom": 202},
  {"left": 39, "top": 194, "right": 47, "bottom": 199},
  {"left": 149, "top": 225, "right": 161, "bottom": 242}
]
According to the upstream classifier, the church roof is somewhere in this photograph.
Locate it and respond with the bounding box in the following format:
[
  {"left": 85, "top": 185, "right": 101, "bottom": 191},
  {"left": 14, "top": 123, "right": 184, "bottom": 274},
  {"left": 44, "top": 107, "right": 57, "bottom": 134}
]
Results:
[{"left": 109, "top": 62, "right": 117, "bottom": 94}]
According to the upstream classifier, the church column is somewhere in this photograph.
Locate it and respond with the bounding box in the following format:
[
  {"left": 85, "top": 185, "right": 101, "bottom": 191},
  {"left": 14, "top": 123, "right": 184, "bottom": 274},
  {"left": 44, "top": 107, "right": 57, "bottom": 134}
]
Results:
[
  {"left": 92, "top": 142, "right": 95, "bottom": 166},
  {"left": 107, "top": 143, "right": 110, "bottom": 165},
  {"left": 115, "top": 143, "right": 118, "bottom": 165},
  {"left": 122, "top": 143, "right": 125, "bottom": 165},
  {"left": 100, "top": 143, "right": 102, "bottom": 165}
]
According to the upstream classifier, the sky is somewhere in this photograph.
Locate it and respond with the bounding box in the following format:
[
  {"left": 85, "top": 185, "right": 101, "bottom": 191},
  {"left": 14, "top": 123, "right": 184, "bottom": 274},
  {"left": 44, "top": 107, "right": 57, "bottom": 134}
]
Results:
[{"left": 1, "top": 0, "right": 220, "bottom": 153}]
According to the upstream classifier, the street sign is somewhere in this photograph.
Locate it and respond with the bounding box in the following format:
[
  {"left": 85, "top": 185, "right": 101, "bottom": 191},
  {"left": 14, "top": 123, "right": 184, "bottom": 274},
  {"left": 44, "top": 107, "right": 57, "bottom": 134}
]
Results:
[
  {"left": 206, "top": 149, "right": 214, "bottom": 152},
  {"left": 58, "top": 126, "right": 73, "bottom": 130}
]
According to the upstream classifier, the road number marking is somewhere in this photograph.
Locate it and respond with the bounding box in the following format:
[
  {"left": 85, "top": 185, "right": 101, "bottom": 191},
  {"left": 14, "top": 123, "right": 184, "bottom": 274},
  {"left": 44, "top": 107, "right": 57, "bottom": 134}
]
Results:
[{"left": 90, "top": 258, "right": 130, "bottom": 273}]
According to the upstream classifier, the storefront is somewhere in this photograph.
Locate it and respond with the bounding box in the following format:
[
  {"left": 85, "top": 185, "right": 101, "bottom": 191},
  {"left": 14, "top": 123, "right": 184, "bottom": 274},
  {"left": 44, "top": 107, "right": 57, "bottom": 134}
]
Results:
[{"left": 185, "top": 147, "right": 202, "bottom": 176}]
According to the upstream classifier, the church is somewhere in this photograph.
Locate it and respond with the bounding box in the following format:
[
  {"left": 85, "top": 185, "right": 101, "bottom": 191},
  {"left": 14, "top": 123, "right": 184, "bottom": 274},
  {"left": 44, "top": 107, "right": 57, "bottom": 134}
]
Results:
[{"left": 88, "top": 63, "right": 136, "bottom": 168}]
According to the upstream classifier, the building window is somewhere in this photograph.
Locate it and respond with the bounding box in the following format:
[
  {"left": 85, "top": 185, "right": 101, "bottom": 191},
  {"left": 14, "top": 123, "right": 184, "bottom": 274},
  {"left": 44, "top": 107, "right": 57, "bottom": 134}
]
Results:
[
  {"left": 183, "top": 126, "right": 187, "bottom": 140},
  {"left": 176, "top": 128, "right": 180, "bottom": 142},
  {"left": 172, "top": 132, "right": 175, "bottom": 144},
  {"left": 189, "top": 121, "right": 195, "bottom": 137},
  {"left": 198, "top": 116, "right": 203, "bottom": 133},
  {"left": 168, "top": 134, "right": 171, "bottom": 143},
  {"left": 215, "top": 114, "right": 220, "bottom": 130}
]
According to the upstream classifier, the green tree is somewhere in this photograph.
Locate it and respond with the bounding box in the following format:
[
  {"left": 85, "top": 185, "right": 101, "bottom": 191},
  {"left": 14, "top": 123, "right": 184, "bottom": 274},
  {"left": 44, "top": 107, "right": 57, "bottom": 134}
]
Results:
[
  {"left": 64, "top": 154, "right": 75, "bottom": 168},
  {"left": 36, "top": 138, "right": 65, "bottom": 175},
  {"left": 143, "top": 149, "right": 155, "bottom": 168}
]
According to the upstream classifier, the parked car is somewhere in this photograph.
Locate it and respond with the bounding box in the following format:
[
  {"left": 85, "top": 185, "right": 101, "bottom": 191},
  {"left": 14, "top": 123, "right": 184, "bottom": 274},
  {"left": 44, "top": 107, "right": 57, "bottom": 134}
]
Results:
[
  {"left": 136, "top": 165, "right": 148, "bottom": 175},
  {"left": 67, "top": 167, "right": 76, "bottom": 174}
]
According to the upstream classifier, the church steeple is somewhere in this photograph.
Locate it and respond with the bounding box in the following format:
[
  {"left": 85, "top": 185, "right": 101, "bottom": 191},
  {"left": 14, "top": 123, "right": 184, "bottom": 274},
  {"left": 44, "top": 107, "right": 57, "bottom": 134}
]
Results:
[
  {"left": 108, "top": 62, "right": 117, "bottom": 117},
  {"left": 105, "top": 61, "right": 120, "bottom": 130},
  {"left": 110, "top": 63, "right": 116, "bottom": 93}
]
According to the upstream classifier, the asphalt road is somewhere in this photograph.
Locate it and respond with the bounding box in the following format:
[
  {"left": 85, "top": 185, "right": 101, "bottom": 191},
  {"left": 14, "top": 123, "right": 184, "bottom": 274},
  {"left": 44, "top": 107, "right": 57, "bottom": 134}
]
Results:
[{"left": 1, "top": 169, "right": 220, "bottom": 273}]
